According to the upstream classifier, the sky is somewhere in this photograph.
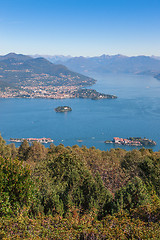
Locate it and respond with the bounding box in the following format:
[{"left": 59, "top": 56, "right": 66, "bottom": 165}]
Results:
[{"left": 0, "top": 0, "right": 160, "bottom": 57}]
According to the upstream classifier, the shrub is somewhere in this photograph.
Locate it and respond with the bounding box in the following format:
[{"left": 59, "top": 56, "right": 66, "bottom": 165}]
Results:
[{"left": 0, "top": 156, "right": 34, "bottom": 216}]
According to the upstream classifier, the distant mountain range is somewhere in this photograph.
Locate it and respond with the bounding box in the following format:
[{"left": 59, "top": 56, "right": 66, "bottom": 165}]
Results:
[
  {"left": 40, "top": 54, "right": 160, "bottom": 76},
  {"left": 31, "top": 54, "right": 72, "bottom": 63},
  {"left": 0, "top": 53, "right": 95, "bottom": 90},
  {"left": 151, "top": 55, "right": 160, "bottom": 61}
]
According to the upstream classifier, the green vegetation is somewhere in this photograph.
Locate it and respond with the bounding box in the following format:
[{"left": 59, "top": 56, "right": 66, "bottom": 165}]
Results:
[
  {"left": 75, "top": 89, "right": 117, "bottom": 100},
  {"left": 0, "top": 134, "right": 160, "bottom": 239},
  {"left": 129, "top": 137, "right": 156, "bottom": 146},
  {"left": 55, "top": 106, "right": 72, "bottom": 112}
]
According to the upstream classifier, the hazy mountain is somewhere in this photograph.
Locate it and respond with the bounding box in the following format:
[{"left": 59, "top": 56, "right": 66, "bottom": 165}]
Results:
[
  {"left": 31, "top": 54, "right": 72, "bottom": 63},
  {"left": 0, "top": 53, "right": 95, "bottom": 89},
  {"left": 151, "top": 55, "right": 160, "bottom": 61},
  {"left": 0, "top": 52, "right": 32, "bottom": 61},
  {"left": 48, "top": 54, "right": 160, "bottom": 76}
]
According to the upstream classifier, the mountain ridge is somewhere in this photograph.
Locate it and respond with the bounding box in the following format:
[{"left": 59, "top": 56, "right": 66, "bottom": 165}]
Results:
[
  {"left": 37, "top": 54, "right": 160, "bottom": 76},
  {"left": 0, "top": 53, "right": 96, "bottom": 88},
  {"left": 56, "top": 55, "right": 160, "bottom": 75}
]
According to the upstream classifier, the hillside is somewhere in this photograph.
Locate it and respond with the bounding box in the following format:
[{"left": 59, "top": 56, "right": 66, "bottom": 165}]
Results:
[
  {"left": 0, "top": 53, "right": 95, "bottom": 89},
  {"left": 47, "top": 54, "right": 160, "bottom": 76},
  {"left": 0, "top": 134, "right": 160, "bottom": 239}
]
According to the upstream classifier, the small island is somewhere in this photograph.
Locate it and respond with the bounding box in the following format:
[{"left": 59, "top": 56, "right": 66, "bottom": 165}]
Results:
[
  {"left": 55, "top": 106, "right": 72, "bottom": 112},
  {"left": 105, "top": 137, "right": 156, "bottom": 147}
]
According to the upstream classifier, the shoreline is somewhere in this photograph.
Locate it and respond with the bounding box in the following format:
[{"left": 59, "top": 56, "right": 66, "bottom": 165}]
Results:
[{"left": 0, "top": 87, "right": 117, "bottom": 100}]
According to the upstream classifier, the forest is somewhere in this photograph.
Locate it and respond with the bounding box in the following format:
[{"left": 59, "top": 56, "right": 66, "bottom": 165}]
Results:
[{"left": 0, "top": 134, "right": 160, "bottom": 239}]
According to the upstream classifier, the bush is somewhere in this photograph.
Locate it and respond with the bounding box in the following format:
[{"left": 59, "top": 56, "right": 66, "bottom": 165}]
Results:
[
  {"left": 33, "top": 150, "right": 111, "bottom": 215},
  {"left": 0, "top": 156, "right": 34, "bottom": 216},
  {"left": 113, "top": 177, "right": 151, "bottom": 212}
]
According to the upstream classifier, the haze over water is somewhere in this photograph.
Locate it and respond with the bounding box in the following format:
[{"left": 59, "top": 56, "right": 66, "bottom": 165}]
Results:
[{"left": 0, "top": 73, "right": 160, "bottom": 151}]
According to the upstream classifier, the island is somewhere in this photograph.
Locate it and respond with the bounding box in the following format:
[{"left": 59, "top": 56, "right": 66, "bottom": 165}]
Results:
[
  {"left": 104, "top": 137, "right": 156, "bottom": 146},
  {"left": 10, "top": 137, "right": 54, "bottom": 143},
  {"left": 55, "top": 106, "right": 72, "bottom": 112}
]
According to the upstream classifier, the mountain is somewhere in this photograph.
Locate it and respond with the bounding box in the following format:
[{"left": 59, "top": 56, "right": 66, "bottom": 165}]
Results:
[
  {"left": 0, "top": 52, "right": 32, "bottom": 61},
  {"left": 31, "top": 54, "right": 72, "bottom": 63},
  {"left": 151, "top": 55, "right": 160, "bottom": 61},
  {"left": 0, "top": 53, "right": 95, "bottom": 89},
  {"left": 47, "top": 54, "right": 160, "bottom": 76}
]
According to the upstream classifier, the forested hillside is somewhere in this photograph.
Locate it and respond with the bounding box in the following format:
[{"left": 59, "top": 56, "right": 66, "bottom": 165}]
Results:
[
  {"left": 0, "top": 53, "right": 95, "bottom": 90},
  {"left": 0, "top": 134, "right": 160, "bottom": 239}
]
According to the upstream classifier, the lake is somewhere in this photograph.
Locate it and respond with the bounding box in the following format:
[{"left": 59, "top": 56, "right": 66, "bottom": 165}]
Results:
[{"left": 0, "top": 72, "right": 160, "bottom": 151}]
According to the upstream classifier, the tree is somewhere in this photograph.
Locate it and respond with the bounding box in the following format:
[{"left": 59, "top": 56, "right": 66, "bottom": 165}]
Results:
[
  {"left": 33, "top": 150, "right": 111, "bottom": 215},
  {"left": 18, "top": 139, "right": 30, "bottom": 161},
  {"left": 26, "top": 142, "right": 47, "bottom": 163},
  {"left": 9, "top": 143, "right": 17, "bottom": 159},
  {"left": 113, "top": 177, "right": 150, "bottom": 212},
  {"left": 0, "top": 156, "right": 34, "bottom": 216},
  {"left": 0, "top": 134, "right": 12, "bottom": 159}
]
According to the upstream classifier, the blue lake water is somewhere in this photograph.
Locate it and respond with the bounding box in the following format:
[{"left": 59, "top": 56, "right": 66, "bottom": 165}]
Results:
[{"left": 0, "top": 73, "right": 160, "bottom": 151}]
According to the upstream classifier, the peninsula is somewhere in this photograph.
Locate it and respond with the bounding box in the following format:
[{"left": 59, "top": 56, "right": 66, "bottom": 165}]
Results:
[{"left": 74, "top": 89, "right": 117, "bottom": 100}]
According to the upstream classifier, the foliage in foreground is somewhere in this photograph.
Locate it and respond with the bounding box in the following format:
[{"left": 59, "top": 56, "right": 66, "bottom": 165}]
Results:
[
  {"left": 0, "top": 134, "right": 160, "bottom": 239},
  {"left": 0, "top": 210, "right": 160, "bottom": 239}
]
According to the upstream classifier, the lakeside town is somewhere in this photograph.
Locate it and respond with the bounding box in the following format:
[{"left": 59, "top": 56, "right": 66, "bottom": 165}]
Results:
[
  {"left": 0, "top": 85, "right": 117, "bottom": 100},
  {"left": 0, "top": 85, "right": 78, "bottom": 99}
]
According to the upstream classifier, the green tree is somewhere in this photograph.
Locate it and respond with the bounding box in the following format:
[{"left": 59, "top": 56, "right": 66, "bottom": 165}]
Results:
[
  {"left": 9, "top": 143, "right": 17, "bottom": 159},
  {"left": 18, "top": 139, "right": 30, "bottom": 161},
  {"left": 0, "top": 156, "right": 34, "bottom": 216},
  {"left": 26, "top": 141, "right": 47, "bottom": 163},
  {"left": 114, "top": 177, "right": 151, "bottom": 212},
  {"left": 0, "top": 134, "right": 12, "bottom": 159},
  {"left": 33, "top": 150, "right": 111, "bottom": 215},
  {"left": 139, "top": 156, "right": 160, "bottom": 195}
]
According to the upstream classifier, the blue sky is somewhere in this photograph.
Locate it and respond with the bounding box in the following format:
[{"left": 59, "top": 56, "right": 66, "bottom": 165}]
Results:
[{"left": 0, "top": 0, "right": 160, "bottom": 56}]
